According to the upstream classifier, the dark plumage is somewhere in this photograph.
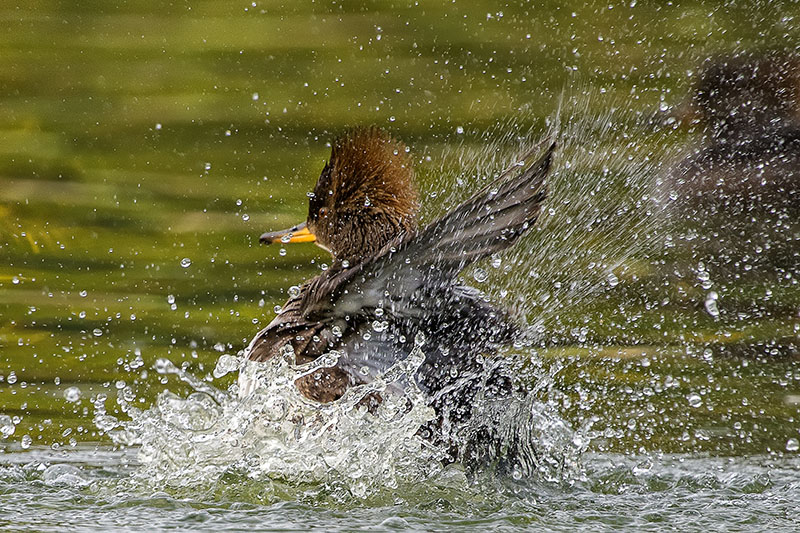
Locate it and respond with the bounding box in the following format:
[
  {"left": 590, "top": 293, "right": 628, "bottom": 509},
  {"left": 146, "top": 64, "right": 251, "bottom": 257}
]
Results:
[
  {"left": 669, "top": 51, "right": 800, "bottom": 208},
  {"left": 243, "top": 127, "right": 553, "bottom": 447},
  {"left": 661, "top": 52, "right": 800, "bottom": 280}
]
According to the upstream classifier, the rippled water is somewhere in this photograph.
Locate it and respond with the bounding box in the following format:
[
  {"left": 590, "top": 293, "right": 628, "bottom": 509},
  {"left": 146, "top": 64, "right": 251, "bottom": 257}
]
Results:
[
  {"left": 4, "top": 2, "right": 800, "bottom": 530},
  {"left": 2, "top": 445, "right": 799, "bottom": 531}
]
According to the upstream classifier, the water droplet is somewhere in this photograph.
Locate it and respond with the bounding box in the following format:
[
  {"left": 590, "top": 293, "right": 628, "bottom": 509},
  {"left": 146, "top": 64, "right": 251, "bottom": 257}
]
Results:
[
  {"left": 704, "top": 291, "right": 720, "bottom": 318},
  {"left": 787, "top": 438, "right": 799, "bottom": 452},
  {"left": 279, "top": 248, "right": 287, "bottom": 256},
  {"left": 607, "top": 272, "right": 619, "bottom": 287},
  {"left": 20, "top": 434, "right": 31, "bottom": 449},
  {"left": 318, "top": 352, "right": 339, "bottom": 367},
  {"left": 490, "top": 254, "right": 502, "bottom": 269},
  {"left": 687, "top": 393, "right": 702, "bottom": 408},
  {"left": 288, "top": 285, "right": 301, "bottom": 298},
  {"left": 242, "top": 214, "right": 250, "bottom": 221},
  {"left": 180, "top": 258, "right": 192, "bottom": 268},
  {"left": 473, "top": 268, "right": 488, "bottom": 283},
  {"left": 372, "top": 320, "right": 387, "bottom": 332},
  {"left": 92, "top": 328, "right": 103, "bottom": 337},
  {"left": 94, "top": 414, "right": 118, "bottom": 432},
  {"left": 79, "top": 290, "right": 87, "bottom": 297},
  {"left": 64, "top": 386, "right": 82, "bottom": 403},
  {"left": 414, "top": 332, "right": 426, "bottom": 346},
  {"left": 154, "top": 358, "right": 173, "bottom": 374},
  {"left": 456, "top": 126, "right": 464, "bottom": 134},
  {"left": 167, "top": 294, "right": 175, "bottom": 304},
  {"left": 0, "top": 415, "right": 15, "bottom": 438},
  {"left": 279, "top": 344, "right": 295, "bottom": 360},
  {"left": 697, "top": 267, "right": 713, "bottom": 290},
  {"left": 213, "top": 354, "right": 240, "bottom": 379},
  {"left": 11, "top": 276, "right": 20, "bottom": 285}
]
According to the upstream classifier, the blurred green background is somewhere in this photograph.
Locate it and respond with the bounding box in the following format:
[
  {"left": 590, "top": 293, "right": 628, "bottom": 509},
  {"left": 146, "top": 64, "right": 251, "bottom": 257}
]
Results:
[{"left": 1, "top": 1, "right": 798, "bottom": 454}]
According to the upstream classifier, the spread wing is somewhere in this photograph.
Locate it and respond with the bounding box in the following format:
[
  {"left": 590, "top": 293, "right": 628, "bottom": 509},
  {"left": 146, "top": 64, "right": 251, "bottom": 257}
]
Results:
[
  {"left": 301, "top": 142, "right": 554, "bottom": 322},
  {"left": 244, "top": 142, "right": 553, "bottom": 398}
]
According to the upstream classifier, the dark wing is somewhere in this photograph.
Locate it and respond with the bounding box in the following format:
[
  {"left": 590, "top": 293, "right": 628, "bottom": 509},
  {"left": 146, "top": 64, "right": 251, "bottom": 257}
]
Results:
[
  {"left": 301, "top": 142, "right": 554, "bottom": 321},
  {"left": 245, "top": 142, "right": 553, "bottom": 401},
  {"left": 395, "top": 140, "right": 553, "bottom": 278},
  {"left": 245, "top": 289, "right": 330, "bottom": 363}
]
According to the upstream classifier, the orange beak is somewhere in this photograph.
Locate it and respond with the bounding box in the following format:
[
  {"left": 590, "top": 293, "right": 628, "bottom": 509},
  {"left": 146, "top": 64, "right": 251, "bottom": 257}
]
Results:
[{"left": 259, "top": 222, "right": 317, "bottom": 245}]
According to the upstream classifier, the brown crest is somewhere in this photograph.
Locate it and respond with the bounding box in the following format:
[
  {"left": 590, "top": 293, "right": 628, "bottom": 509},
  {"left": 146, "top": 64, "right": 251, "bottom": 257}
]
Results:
[{"left": 313, "top": 127, "right": 418, "bottom": 221}]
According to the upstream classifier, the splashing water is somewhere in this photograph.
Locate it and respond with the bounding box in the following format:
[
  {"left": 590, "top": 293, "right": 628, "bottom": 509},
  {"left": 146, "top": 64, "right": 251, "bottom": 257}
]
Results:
[
  {"left": 421, "top": 92, "right": 682, "bottom": 347},
  {"left": 94, "top": 94, "right": 680, "bottom": 500},
  {"left": 106, "top": 351, "right": 432, "bottom": 494},
  {"left": 99, "top": 344, "right": 588, "bottom": 502}
]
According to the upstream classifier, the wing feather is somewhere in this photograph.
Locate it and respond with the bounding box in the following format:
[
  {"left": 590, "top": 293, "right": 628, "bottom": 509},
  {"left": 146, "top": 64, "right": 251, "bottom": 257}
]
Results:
[{"left": 302, "top": 142, "right": 554, "bottom": 320}]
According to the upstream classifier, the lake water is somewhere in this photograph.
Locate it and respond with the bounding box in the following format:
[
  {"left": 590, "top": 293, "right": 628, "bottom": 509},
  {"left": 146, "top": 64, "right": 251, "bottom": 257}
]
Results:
[
  {"left": 1, "top": 1, "right": 799, "bottom": 531},
  {"left": 2, "top": 446, "right": 800, "bottom": 531}
]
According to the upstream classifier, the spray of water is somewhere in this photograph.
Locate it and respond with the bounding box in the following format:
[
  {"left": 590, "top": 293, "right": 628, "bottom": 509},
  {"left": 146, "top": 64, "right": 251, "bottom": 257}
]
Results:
[
  {"left": 422, "top": 91, "right": 682, "bottom": 343},
  {"left": 96, "top": 91, "right": 682, "bottom": 500}
]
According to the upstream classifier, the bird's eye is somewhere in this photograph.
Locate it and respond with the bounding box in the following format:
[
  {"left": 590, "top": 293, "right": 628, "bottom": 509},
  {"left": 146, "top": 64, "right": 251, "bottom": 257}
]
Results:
[{"left": 318, "top": 207, "right": 328, "bottom": 218}]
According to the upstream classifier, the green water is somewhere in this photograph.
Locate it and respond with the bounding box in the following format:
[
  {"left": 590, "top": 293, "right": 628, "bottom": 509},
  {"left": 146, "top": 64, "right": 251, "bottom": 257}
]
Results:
[{"left": 2, "top": 1, "right": 800, "bottom": 530}]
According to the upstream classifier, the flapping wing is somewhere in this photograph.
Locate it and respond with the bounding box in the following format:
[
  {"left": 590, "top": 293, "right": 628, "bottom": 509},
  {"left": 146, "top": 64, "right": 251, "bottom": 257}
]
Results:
[
  {"left": 245, "top": 290, "right": 330, "bottom": 363},
  {"left": 399, "top": 141, "right": 553, "bottom": 277},
  {"left": 302, "top": 142, "right": 554, "bottom": 321}
]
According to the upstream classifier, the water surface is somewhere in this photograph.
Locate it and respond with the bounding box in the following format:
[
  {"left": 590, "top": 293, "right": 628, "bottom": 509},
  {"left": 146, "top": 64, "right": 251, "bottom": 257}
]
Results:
[{"left": 1, "top": 1, "right": 799, "bottom": 530}]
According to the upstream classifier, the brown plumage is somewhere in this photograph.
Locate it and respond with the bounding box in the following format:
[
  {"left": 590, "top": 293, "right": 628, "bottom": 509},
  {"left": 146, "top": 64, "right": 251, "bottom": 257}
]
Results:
[
  {"left": 307, "top": 127, "right": 419, "bottom": 263},
  {"left": 669, "top": 51, "right": 800, "bottom": 206},
  {"left": 243, "top": 128, "right": 554, "bottom": 443},
  {"left": 663, "top": 52, "right": 800, "bottom": 287}
]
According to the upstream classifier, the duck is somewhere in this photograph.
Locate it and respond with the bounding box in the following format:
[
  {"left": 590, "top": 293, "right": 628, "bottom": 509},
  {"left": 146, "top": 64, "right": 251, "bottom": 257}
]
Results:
[
  {"left": 669, "top": 51, "right": 800, "bottom": 211},
  {"left": 662, "top": 52, "right": 800, "bottom": 279},
  {"left": 241, "top": 127, "right": 553, "bottom": 452}
]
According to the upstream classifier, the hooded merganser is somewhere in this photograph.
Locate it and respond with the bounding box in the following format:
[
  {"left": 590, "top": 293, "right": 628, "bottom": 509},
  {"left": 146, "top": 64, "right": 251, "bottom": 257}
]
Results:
[
  {"left": 242, "top": 127, "right": 553, "bottom": 439},
  {"left": 670, "top": 51, "right": 800, "bottom": 208}
]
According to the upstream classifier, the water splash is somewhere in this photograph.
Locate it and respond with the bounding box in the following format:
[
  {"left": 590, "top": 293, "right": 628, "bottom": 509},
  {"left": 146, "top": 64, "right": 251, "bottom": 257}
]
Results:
[
  {"left": 99, "top": 345, "right": 588, "bottom": 501},
  {"left": 95, "top": 94, "right": 682, "bottom": 498},
  {"left": 419, "top": 91, "right": 682, "bottom": 346}
]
